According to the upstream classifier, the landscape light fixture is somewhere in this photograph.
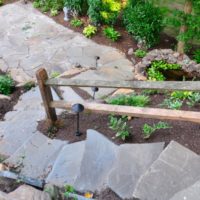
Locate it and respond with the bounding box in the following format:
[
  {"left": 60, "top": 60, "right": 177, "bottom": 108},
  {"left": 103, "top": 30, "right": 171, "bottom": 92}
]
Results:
[
  {"left": 91, "top": 87, "right": 99, "bottom": 100},
  {"left": 72, "top": 103, "right": 84, "bottom": 136},
  {"left": 95, "top": 56, "right": 100, "bottom": 68},
  {"left": 63, "top": 7, "right": 69, "bottom": 21}
]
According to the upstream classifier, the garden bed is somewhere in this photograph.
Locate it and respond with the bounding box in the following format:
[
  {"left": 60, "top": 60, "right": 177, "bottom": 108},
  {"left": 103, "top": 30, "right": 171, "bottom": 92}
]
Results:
[{"left": 38, "top": 91, "right": 200, "bottom": 155}]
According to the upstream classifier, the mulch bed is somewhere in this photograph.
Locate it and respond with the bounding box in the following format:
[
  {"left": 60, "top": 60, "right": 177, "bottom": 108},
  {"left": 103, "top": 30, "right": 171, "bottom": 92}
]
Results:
[{"left": 37, "top": 92, "right": 200, "bottom": 155}]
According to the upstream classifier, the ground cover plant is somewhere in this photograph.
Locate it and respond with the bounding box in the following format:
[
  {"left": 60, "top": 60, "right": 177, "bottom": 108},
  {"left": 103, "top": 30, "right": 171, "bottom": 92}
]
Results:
[
  {"left": 103, "top": 27, "right": 121, "bottom": 42},
  {"left": 83, "top": 25, "right": 97, "bottom": 38},
  {"left": 70, "top": 18, "right": 83, "bottom": 27},
  {"left": 134, "top": 49, "right": 147, "bottom": 58},
  {"left": 0, "top": 74, "right": 14, "bottom": 95},
  {"left": 193, "top": 49, "right": 200, "bottom": 63}
]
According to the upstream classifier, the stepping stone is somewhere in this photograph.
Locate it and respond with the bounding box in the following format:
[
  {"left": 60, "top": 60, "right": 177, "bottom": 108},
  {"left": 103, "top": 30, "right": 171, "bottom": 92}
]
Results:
[
  {"left": 74, "top": 129, "right": 118, "bottom": 192},
  {"left": 108, "top": 142, "right": 165, "bottom": 199},
  {"left": 133, "top": 141, "right": 200, "bottom": 200},
  {"left": 46, "top": 141, "right": 85, "bottom": 187},
  {"left": 4, "top": 132, "right": 67, "bottom": 180},
  {"left": 170, "top": 180, "right": 200, "bottom": 200}
]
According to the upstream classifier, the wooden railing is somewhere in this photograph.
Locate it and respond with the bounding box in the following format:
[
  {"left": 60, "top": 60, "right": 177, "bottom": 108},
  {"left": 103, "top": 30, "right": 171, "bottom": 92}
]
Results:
[{"left": 36, "top": 68, "right": 200, "bottom": 125}]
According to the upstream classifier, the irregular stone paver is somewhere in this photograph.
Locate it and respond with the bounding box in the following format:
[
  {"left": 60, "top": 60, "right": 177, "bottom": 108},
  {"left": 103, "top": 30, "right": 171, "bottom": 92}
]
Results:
[
  {"left": 170, "top": 180, "right": 200, "bottom": 200},
  {"left": 46, "top": 141, "right": 85, "bottom": 187},
  {"left": 133, "top": 141, "right": 200, "bottom": 200},
  {"left": 0, "top": 2, "right": 134, "bottom": 78},
  {"left": 4, "top": 132, "right": 67, "bottom": 179},
  {"left": 108, "top": 142, "right": 165, "bottom": 199},
  {"left": 74, "top": 129, "right": 118, "bottom": 192}
]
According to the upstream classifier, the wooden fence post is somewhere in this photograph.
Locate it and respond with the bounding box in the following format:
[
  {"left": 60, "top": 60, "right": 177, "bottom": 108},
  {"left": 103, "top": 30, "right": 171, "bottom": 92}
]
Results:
[{"left": 36, "top": 68, "right": 57, "bottom": 125}]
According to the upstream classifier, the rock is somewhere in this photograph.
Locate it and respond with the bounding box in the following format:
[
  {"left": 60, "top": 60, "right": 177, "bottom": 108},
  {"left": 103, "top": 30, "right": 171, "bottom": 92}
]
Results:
[
  {"left": 133, "top": 141, "right": 200, "bottom": 200},
  {"left": 0, "top": 191, "right": 11, "bottom": 200},
  {"left": 111, "top": 88, "right": 135, "bottom": 97},
  {"left": 8, "top": 185, "right": 51, "bottom": 200},
  {"left": 9, "top": 68, "right": 34, "bottom": 84},
  {"left": 128, "top": 48, "right": 134, "bottom": 55},
  {"left": 46, "top": 141, "right": 85, "bottom": 187},
  {"left": 0, "top": 94, "right": 11, "bottom": 100},
  {"left": 4, "top": 132, "right": 67, "bottom": 179},
  {"left": 131, "top": 57, "right": 136, "bottom": 65},
  {"left": 74, "top": 129, "right": 118, "bottom": 192},
  {"left": 108, "top": 142, "right": 164, "bottom": 199},
  {"left": 170, "top": 180, "right": 200, "bottom": 200}
]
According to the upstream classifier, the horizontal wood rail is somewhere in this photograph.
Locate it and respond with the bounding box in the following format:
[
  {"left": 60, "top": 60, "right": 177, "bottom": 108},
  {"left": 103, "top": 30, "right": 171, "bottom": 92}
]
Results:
[
  {"left": 50, "top": 100, "right": 200, "bottom": 123},
  {"left": 36, "top": 68, "right": 200, "bottom": 125},
  {"left": 46, "top": 78, "right": 200, "bottom": 91}
]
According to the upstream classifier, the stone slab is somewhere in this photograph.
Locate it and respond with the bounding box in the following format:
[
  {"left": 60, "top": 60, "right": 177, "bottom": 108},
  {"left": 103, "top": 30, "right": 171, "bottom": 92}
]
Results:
[
  {"left": 46, "top": 141, "right": 85, "bottom": 187},
  {"left": 133, "top": 141, "right": 200, "bottom": 200},
  {"left": 108, "top": 142, "right": 164, "bottom": 199},
  {"left": 4, "top": 132, "right": 67, "bottom": 179},
  {"left": 74, "top": 129, "right": 117, "bottom": 192},
  {"left": 170, "top": 180, "right": 200, "bottom": 200}
]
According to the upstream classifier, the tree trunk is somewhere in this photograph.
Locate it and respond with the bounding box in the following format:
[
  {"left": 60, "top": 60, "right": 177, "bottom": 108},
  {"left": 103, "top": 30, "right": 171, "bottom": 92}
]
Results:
[{"left": 177, "top": 0, "right": 193, "bottom": 54}]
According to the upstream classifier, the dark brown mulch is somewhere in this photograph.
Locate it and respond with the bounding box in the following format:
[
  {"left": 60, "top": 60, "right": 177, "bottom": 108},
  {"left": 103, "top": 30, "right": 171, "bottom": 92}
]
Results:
[
  {"left": 37, "top": 92, "right": 200, "bottom": 155},
  {"left": 0, "top": 177, "right": 22, "bottom": 193}
]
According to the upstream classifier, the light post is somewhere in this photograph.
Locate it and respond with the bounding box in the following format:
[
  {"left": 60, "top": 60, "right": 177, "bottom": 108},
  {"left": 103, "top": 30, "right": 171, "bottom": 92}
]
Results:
[{"left": 91, "top": 87, "right": 99, "bottom": 100}]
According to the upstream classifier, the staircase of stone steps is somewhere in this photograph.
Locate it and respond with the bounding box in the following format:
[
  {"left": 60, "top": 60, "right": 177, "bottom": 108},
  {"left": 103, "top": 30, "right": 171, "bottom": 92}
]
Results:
[{"left": 0, "top": 86, "right": 200, "bottom": 200}]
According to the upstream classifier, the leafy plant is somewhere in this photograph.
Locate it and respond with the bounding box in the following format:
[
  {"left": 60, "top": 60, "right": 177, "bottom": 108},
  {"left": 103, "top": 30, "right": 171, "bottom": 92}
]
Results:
[
  {"left": 141, "top": 89, "right": 160, "bottom": 96},
  {"left": 170, "top": 91, "right": 192, "bottom": 100},
  {"left": 0, "top": 0, "right": 3, "bottom": 6},
  {"left": 64, "top": 185, "right": 77, "bottom": 200},
  {"left": 106, "top": 93, "right": 150, "bottom": 107},
  {"left": 50, "top": 71, "right": 60, "bottom": 78},
  {"left": 0, "top": 75, "right": 14, "bottom": 95},
  {"left": 143, "top": 121, "right": 172, "bottom": 139},
  {"left": 134, "top": 49, "right": 147, "bottom": 58},
  {"left": 83, "top": 25, "right": 97, "bottom": 38},
  {"left": 24, "top": 81, "right": 35, "bottom": 91},
  {"left": 186, "top": 92, "right": 200, "bottom": 107},
  {"left": 50, "top": 8, "right": 58, "bottom": 16},
  {"left": 147, "top": 60, "right": 181, "bottom": 81},
  {"left": 123, "top": 1, "right": 163, "bottom": 48},
  {"left": 103, "top": 27, "right": 121, "bottom": 41},
  {"left": 193, "top": 49, "right": 200, "bottom": 64},
  {"left": 70, "top": 18, "right": 83, "bottom": 27},
  {"left": 108, "top": 115, "right": 130, "bottom": 140},
  {"left": 161, "top": 98, "right": 183, "bottom": 110},
  {"left": 64, "top": 0, "right": 88, "bottom": 15}
]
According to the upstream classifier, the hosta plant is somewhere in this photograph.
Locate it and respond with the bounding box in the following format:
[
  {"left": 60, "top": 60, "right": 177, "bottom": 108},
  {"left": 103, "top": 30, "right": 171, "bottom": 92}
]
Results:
[{"left": 83, "top": 25, "right": 97, "bottom": 38}]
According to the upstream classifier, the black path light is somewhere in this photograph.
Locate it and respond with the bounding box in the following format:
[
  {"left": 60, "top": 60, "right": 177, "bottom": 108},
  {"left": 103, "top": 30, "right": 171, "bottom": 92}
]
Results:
[
  {"left": 72, "top": 103, "right": 84, "bottom": 136},
  {"left": 91, "top": 87, "right": 99, "bottom": 100}
]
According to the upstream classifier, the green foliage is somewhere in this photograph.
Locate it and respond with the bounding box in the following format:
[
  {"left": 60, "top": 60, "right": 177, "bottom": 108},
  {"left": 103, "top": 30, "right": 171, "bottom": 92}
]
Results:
[
  {"left": 103, "top": 27, "right": 121, "bottom": 41},
  {"left": 141, "top": 89, "right": 160, "bottom": 95},
  {"left": 161, "top": 98, "right": 183, "bottom": 110},
  {"left": 0, "top": 75, "right": 14, "bottom": 95},
  {"left": 50, "top": 71, "right": 61, "bottom": 78},
  {"left": 64, "top": 185, "right": 77, "bottom": 200},
  {"left": 108, "top": 115, "right": 130, "bottom": 140},
  {"left": 70, "top": 18, "right": 83, "bottom": 27},
  {"left": 123, "top": 1, "right": 163, "bottom": 48},
  {"left": 193, "top": 49, "right": 200, "bottom": 64},
  {"left": 171, "top": 91, "right": 192, "bottom": 100},
  {"left": 134, "top": 49, "right": 147, "bottom": 58},
  {"left": 87, "top": 0, "right": 121, "bottom": 25},
  {"left": 0, "top": 0, "right": 3, "bottom": 6},
  {"left": 186, "top": 92, "right": 200, "bottom": 107},
  {"left": 24, "top": 81, "right": 35, "bottom": 91},
  {"left": 142, "top": 121, "right": 171, "bottom": 139},
  {"left": 147, "top": 60, "right": 181, "bottom": 81},
  {"left": 33, "top": 0, "right": 64, "bottom": 15},
  {"left": 64, "top": 0, "right": 88, "bottom": 15},
  {"left": 106, "top": 93, "right": 150, "bottom": 107},
  {"left": 83, "top": 25, "right": 97, "bottom": 38}
]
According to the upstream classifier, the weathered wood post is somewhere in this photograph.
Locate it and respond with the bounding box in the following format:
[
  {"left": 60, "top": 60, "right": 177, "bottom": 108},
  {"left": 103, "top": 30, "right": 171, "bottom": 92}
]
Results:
[{"left": 36, "top": 68, "right": 57, "bottom": 125}]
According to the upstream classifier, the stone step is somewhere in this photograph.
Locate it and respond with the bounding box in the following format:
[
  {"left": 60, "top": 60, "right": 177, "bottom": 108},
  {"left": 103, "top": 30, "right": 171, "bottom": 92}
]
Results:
[
  {"left": 46, "top": 141, "right": 85, "bottom": 187},
  {"left": 170, "top": 180, "right": 200, "bottom": 200},
  {"left": 74, "top": 129, "right": 118, "bottom": 192},
  {"left": 108, "top": 142, "right": 165, "bottom": 199},
  {"left": 133, "top": 141, "right": 200, "bottom": 200},
  {"left": 4, "top": 132, "right": 67, "bottom": 180}
]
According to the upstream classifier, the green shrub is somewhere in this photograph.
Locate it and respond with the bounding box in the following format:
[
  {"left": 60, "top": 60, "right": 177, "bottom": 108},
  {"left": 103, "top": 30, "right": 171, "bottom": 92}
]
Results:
[
  {"left": 108, "top": 115, "right": 130, "bottom": 140},
  {"left": 193, "top": 50, "right": 200, "bottom": 64},
  {"left": 83, "top": 25, "right": 97, "bottom": 38},
  {"left": 0, "top": 75, "right": 14, "bottom": 95},
  {"left": 106, "top": 93, "right": 150, "bottom": 107},
  {"left": 134, "top": 49, "right": 147, "bottom": 58},
  {"left": 0, "top": 0, "right": 3, "bottom": 6},
  {"left": 33, "top": 0, "right": 64, "bottom": 15},
  {"left": 143, "top": 121, "right": 171, "bottom": 139},
  {"left": 70, "top": 18, "right": 83, "bottom": 27},
  {"left": 64, "top": 0, "right": 88, "bottom": 15},
  {"left": 147, "top": 60, "right": 181, "bottom": 81},
  {"left": 123, "top": 1, "right": 163, "bottom": 48},
  {"left": 103, "top": 27, "right": 121, "bottom": 41}
]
